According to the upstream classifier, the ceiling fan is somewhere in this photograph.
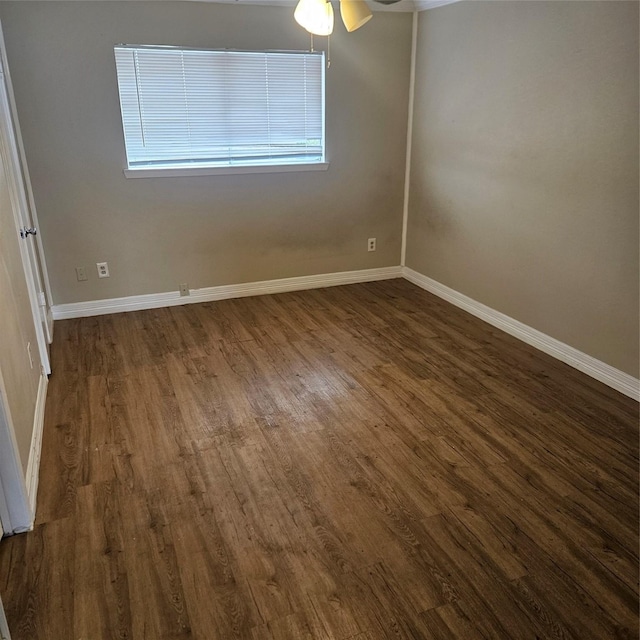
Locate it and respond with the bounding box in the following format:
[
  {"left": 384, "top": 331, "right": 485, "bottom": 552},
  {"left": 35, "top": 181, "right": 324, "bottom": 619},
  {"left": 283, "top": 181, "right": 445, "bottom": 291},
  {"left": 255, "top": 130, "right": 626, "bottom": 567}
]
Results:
[{"left": 294, "top": 0, "right": 403, "bottom": 36}]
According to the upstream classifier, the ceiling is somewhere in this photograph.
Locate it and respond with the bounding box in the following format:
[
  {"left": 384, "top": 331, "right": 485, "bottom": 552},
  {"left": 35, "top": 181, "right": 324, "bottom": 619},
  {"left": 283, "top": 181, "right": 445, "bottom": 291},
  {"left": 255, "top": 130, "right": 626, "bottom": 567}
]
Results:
[
  {"left": 203, "top": 0, "right": 462, "bottom": 10},
  {"left": 19, "top": 0, "right": 463, "bottom": 12},
  {"left": 215, "top": 0, "right": 462, "bottom": 10}
]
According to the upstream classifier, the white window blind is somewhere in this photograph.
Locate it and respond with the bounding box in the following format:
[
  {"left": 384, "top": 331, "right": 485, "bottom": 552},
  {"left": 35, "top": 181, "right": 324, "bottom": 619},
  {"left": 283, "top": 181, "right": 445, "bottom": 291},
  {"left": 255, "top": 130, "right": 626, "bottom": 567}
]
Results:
[{"left": 114, "top": 46, "right": 325, "bottom": 171}]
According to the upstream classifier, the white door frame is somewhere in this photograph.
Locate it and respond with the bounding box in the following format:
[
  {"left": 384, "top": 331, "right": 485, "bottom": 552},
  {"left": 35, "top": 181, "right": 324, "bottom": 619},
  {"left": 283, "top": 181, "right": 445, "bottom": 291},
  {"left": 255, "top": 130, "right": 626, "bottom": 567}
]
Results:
[
  {"left": 0, "top": 511, "right": 12, "bottom": 640},
  {"left": 0, "top": 28, "right": 51, "bottom": 374},
  {"left": 0, "top": 20, "right": 39, "bottom": 535},
  {"left": 0, "top": 594, "right": 10, "bottom": 640},
  {"left": 0, "top": 503, "right": 8, "bottom": 640},
  {"left": 0, "top": 368, "right": 31, "bottom": 535}
]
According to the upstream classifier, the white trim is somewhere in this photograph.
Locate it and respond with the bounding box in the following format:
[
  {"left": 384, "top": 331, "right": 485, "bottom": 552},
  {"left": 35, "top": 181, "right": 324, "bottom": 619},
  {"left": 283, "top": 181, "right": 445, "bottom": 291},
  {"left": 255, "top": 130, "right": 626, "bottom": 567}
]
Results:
[
  {"left": 0, "top": 481, "right": 9, "bottom": 536},
  {"left": 25, "top": 372, "right": 47, "bottom": 522},
  {"left": 0, "top": 369, "right": 31, "bottom": 535},
  {"left": 401, "top": 10, "right": 418, "bottom": 267},
  {"left": 0, "top": 594, "right": 11, "bottom": 640},
  {"left": 124, "top": 162, "right": 330, "bottom": 179},
  {"left": 403, "top": 267, "right": 640, "bottom": 400},
  {"left": 52, "top": 266, "right": 403, "bottom": 319},
  {"left": 46, "top": 306, "right": 54, "bottom": 345}
]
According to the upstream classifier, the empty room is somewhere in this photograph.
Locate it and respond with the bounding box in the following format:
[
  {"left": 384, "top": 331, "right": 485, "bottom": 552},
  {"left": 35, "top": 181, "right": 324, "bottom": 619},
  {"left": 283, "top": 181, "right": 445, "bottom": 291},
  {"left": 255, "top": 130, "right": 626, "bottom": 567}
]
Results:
[{"left": 0, "top": 0, "right": 638, "bottom": 638}]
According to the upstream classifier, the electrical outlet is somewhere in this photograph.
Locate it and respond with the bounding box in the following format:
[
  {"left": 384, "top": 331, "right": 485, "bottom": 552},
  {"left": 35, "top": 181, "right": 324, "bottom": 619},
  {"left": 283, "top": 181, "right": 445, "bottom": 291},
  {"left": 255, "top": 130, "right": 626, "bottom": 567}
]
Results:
[
  {"left": 26, "top": 342, "right": 33, "bottom": 369},
  {"left": 179, "top": 283, "right": 190, "bottom": 297},
  {"left": 75, "top": 266, "right": 88, "bottom": 281},
  {"left": 368, "top": 238, "right": 377, "bottom": 252},
  {"left": 97, "top": 262, "right": 110, "bottom": 278}
]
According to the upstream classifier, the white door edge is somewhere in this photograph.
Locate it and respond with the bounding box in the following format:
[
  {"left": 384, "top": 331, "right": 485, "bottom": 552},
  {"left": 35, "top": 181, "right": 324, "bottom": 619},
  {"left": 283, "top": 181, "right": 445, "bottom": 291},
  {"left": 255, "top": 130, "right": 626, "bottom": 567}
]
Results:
[
  {"left": 0, "top": 594, "right": 11, "bottom": 640},
  {"left": 0, "top": 369, "right": 31, "bottom": 535}
]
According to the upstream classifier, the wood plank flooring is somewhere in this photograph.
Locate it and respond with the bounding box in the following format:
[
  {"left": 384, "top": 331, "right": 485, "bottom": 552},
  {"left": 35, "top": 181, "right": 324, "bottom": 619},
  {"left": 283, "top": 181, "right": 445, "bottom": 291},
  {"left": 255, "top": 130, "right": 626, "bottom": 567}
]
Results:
[{"left": 0, "top": 279, "right": 638, "bottom": 639}]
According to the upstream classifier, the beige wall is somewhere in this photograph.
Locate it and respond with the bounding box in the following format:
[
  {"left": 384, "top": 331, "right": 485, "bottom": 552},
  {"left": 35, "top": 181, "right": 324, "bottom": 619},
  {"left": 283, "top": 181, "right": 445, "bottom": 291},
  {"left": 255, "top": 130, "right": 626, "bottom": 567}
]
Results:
[
  {"left": 407, "top": 1, "right": 639, "bottom": 377},
  {"left": 0, "top": 1, "right": 411, "bottom": 304},
  {"left": 0, "top": 138, "right": 40, "bottom": 473},
  {"left": 2, "top": 0, "right": 637, "bottom": 379}
]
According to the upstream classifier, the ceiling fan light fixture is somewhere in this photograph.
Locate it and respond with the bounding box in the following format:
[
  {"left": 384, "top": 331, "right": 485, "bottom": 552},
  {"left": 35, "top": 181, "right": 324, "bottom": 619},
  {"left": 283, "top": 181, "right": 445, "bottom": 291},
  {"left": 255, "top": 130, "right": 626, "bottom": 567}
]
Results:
[
  {"left": 339, "top": 0, "right": 373, "bottom": 32},
  {"left": 294, "top": 0, "right": 335, "bottom": 36}
]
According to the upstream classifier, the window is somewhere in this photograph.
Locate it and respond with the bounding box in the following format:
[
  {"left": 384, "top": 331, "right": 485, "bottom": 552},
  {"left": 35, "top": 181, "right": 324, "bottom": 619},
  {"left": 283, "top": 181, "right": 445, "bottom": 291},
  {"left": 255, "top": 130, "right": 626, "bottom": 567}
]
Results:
[{"left": 114, "top": 45, "right": 326, "bottom": 177}]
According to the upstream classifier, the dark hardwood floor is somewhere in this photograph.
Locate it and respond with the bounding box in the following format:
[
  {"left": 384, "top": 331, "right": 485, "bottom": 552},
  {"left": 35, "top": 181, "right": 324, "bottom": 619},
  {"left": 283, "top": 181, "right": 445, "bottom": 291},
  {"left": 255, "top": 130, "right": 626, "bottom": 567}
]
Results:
[{"left": 0, "top": 279, "right": 638, "bottom": 639}]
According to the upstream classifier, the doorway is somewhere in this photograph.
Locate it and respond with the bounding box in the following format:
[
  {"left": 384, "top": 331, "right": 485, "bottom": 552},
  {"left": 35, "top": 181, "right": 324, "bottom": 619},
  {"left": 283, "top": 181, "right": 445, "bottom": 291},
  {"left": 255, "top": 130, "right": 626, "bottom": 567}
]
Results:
[
  {"left": 0, "top": 19, "right": 50, "bottom": 535},
  {"left": 0, "top": 23, "right": 52, "bottom": 374}
]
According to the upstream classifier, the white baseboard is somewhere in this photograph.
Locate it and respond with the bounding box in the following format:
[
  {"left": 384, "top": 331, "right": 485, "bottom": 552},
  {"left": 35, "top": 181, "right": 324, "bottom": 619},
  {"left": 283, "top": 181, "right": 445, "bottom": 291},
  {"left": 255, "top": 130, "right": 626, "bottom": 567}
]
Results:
[
  {"left": 52, "top": 266, "right": 403, "bottom": 320},
  {"left": 403, "top": 267, "right": 639, "bottom": 401},
  {"left": 25, "top": 371, "right": 48, "bottom": 524}
]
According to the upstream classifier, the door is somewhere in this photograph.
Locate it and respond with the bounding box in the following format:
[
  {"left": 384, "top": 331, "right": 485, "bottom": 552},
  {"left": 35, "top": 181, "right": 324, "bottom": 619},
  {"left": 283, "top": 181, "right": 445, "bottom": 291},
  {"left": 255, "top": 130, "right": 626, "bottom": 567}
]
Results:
[
  {"left": 0, "top": 593, "right": 10, "bottom": 640},
  {"left": 0, "top": 91, "right": 42, "bottom": 533},
  {"left": 0, "top": 25, "right": 52, "bottom": 373},
  {"left": 0, "top": 372, "right": 31, "bottom": 535}
]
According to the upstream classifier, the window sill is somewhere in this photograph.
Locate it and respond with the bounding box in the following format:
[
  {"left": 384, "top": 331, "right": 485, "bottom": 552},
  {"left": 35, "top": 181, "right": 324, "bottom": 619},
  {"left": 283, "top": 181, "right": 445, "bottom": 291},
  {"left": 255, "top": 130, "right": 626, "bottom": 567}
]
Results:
[{"left": 123, "top": 162, "right": 330, "bottom": 179}]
